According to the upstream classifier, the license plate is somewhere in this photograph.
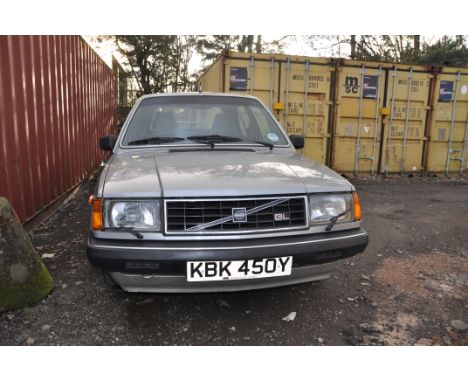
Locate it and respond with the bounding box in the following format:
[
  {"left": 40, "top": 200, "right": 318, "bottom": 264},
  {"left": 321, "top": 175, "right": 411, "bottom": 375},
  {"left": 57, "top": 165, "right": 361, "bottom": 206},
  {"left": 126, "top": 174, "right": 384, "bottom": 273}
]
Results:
[{"left": 186, "top": 256, "right": 292, "bottom": 282}]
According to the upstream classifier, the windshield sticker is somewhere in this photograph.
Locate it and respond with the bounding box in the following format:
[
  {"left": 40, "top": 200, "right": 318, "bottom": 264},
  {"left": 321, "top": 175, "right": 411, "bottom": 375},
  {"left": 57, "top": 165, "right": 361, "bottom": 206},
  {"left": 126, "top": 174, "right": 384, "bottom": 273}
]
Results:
[{"left": 267, "top": 133, "right": 279, "bottom": 142}]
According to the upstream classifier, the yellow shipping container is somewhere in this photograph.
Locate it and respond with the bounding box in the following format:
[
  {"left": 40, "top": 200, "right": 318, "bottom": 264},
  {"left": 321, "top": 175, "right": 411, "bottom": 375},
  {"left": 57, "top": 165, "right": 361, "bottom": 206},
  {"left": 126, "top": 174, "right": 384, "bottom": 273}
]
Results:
[
  {"left": 426, "top": 69, "right": 468, "bottom": 174},
  {"left": 199, "top": 50, "right": 468, "bottom": 175}
]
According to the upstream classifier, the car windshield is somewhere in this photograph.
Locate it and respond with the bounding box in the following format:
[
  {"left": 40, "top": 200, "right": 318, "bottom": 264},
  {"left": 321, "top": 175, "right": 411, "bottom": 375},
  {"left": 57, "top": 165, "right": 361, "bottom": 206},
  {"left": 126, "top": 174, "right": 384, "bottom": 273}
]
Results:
[{"left": 121, "top": 96, "right": 289, "bottom": 147}]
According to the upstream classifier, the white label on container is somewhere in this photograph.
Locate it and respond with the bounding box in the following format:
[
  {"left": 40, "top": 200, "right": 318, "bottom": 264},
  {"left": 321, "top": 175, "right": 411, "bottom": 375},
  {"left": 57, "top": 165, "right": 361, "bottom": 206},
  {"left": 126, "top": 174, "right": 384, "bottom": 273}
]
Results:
[{"left": 461, "top": 85, "right": 468, "bottom": 95}]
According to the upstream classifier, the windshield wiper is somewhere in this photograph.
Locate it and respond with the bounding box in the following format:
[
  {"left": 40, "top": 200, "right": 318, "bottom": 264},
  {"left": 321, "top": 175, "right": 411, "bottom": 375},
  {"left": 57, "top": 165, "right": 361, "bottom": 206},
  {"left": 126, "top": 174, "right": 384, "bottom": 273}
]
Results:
[
  {"left": 108, "top": 226, "right": 144, "bottom": 239},
  {"left": 127, "top": 136, "right": 185, "bottom": 146},
  {"left": 239, "top": 139, "right": 274, "bottom": 150},
  {"left": 325, "top": 209, "right": 351, "bottom": 232},
  {"left": 186, "top": 135, "right": 273, "bottom": 150},
  {"left": 186, "top": 134, "right": 241, "bottom": 149}
]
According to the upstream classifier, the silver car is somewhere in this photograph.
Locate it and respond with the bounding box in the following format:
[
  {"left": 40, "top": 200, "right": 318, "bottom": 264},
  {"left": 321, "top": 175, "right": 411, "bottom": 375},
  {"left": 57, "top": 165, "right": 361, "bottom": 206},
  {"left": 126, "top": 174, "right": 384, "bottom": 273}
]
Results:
[{"left": 87, "top": 93, "right": 368, "bottom": 292}]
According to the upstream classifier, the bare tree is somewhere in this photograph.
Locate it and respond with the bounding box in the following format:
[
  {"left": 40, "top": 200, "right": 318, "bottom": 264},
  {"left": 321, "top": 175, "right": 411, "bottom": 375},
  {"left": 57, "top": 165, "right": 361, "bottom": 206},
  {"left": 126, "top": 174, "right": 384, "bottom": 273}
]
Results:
[
  {"left": 196, "top": 35, "right": 291, "bottom": 64},
  {"left": 112, "top": 35, "right": 198, "bottom": 94}
]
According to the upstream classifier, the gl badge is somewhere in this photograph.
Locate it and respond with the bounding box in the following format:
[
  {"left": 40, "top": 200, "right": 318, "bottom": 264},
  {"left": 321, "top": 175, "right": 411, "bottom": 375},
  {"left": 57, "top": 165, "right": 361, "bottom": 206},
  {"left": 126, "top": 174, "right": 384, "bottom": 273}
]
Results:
[{"left": 274, "top": 212, "right": 290, "bottom": 221}]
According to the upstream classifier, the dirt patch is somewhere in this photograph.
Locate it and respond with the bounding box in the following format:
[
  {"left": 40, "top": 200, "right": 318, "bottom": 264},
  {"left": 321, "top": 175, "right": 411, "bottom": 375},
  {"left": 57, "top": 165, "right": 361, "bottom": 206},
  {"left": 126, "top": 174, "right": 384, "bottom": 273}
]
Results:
[
  {"left": 375, "top": 252, "right": 467, "bottom": 301},
  {"left": 357, "top": 252, "right": 468, "bottom": 345}
]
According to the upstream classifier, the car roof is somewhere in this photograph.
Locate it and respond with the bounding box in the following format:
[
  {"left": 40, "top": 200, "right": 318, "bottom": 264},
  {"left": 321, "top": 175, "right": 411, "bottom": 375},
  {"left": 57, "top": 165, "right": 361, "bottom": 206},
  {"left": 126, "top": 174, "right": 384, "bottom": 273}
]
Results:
[{"left": 137, "top": 92, "right": 260, "bottom": 101}]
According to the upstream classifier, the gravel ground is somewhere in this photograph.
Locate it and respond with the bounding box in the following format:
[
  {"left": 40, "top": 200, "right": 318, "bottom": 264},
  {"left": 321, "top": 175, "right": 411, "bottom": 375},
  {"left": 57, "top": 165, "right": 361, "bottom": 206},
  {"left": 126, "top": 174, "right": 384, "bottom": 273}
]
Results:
[{"left": 1, "top": 175, "right": 467, "bottom": 345}]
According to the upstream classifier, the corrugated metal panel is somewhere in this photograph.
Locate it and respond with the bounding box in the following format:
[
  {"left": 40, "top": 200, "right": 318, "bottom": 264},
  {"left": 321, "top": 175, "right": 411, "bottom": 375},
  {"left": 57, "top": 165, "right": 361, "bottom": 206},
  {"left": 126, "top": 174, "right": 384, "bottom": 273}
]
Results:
[{"left": 0, "top": 35, "right": 116, "bottom": 223}]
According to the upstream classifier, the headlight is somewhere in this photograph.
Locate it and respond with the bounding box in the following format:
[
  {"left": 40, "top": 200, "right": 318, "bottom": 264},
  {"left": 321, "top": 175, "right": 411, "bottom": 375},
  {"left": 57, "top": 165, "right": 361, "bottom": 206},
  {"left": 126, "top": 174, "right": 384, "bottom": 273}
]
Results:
[
  {"left": 104, "top": 200, "right": 161, "bottom": 231},
  {"left": 309, "top": 194, "right": 353, "bottom": 224}
]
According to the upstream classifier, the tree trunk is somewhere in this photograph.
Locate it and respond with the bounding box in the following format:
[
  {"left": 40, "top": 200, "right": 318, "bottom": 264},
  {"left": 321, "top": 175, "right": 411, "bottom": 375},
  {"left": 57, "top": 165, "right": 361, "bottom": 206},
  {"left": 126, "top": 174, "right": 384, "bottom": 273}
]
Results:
[
  {"left": 350, "top": 35, "right": 356, "bottom": 59},
  {"left": 246, "top": 35, "right": 254, "bottom": 53},
  {"left": 255, "top": 35, "right": 262, "bottom": 54},
  {"left": 0, "top": 197, "right": 54, "bottom": 312},
  {"left": 413, "top": 35, "right": 420, "bottom": 59}
]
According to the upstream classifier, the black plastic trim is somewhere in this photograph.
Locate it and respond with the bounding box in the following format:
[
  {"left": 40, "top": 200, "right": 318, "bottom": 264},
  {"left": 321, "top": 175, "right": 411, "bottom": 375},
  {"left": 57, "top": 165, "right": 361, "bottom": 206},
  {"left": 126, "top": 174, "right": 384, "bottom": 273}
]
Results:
[{"left": 87, "top": 228, "right": 369, "bottom": 274}]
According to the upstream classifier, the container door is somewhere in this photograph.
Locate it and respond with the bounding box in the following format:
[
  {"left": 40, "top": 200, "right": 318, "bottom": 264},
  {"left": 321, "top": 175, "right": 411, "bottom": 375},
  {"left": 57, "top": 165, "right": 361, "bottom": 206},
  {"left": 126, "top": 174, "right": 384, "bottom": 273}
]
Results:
[
  {"left": 381, "top": 69, "right": 431, "bottom": 173},
  {"left": 332, "top": 64, "right": 385, "bottom": 174},
  {"left": 426, "top": 72, "right": 468, "bottom": 174},
  {"left": 280, "top": 60, "right": 333, "bottom": 164}
]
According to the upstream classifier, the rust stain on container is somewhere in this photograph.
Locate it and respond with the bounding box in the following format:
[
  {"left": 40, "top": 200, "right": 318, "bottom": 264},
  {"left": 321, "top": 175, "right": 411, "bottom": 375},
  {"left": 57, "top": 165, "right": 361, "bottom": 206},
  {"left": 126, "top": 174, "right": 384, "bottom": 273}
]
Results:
[{"left": 0, "top": 35, "right": 116, "bottom": 223}]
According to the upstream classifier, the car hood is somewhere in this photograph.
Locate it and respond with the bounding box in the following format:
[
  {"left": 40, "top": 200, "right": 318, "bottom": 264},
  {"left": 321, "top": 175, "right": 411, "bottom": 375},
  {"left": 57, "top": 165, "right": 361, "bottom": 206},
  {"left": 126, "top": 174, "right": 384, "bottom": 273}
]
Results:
[{"left": 102, "top": 149, "right": 353, "bottom": 198}]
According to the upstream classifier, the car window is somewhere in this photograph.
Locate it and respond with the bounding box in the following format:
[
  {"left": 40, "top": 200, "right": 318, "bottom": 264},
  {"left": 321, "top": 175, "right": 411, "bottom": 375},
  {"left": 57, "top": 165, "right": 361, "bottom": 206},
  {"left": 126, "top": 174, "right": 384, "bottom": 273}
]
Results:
[
  {"left": 121, "top": 96, "right": 289, "bottom": 146},
  {"left": 251, "top": 107, "right": 275, "bottom": 140}
]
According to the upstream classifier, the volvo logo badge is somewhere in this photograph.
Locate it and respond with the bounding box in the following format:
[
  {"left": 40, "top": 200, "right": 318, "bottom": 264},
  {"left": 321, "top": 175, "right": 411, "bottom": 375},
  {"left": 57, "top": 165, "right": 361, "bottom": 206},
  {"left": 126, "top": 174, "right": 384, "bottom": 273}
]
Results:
[{"left": 232, "top": 208, "right": 247, "bottom": 223}]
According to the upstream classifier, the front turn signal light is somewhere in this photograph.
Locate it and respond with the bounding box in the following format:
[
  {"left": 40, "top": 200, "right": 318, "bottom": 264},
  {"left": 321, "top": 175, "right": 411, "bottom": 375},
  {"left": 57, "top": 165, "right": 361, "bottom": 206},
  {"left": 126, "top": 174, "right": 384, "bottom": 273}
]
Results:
[
  {"left": 92, "top": 198, "right": 103, "bottom": 230},
  {"left": 352, "top": 192, "right": 362, "bottom": 221}
]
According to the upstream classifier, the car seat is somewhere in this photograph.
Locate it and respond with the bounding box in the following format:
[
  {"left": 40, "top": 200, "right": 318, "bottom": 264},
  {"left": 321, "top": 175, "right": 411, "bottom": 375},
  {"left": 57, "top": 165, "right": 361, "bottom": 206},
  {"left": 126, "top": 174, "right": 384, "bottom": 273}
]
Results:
[{"left": 211, "top": 112, "right": 242, "bottom": 137}]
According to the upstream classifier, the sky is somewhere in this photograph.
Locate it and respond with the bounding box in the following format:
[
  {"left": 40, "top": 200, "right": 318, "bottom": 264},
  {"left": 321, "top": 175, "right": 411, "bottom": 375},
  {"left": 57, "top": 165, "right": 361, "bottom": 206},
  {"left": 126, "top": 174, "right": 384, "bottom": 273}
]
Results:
[
  {"left": 84, "top": 35, "right": 341, "bottom": 74},
  {"left": 84, "top": 35, "right": 448, "bottom": 79},
  {"left": 188, "top": 35, "right": 350, "bottom": 73}
]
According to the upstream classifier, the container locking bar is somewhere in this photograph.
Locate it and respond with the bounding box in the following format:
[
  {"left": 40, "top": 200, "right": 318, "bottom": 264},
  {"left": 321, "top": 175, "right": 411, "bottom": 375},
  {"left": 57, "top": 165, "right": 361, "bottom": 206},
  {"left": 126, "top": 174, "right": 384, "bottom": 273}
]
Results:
[
  {"left": 269, "top": 58, "right": 275, "bottom": 111},
  {"left": 385, "top": 67, "right": 398, "bottom": 175},
  {"left": 250, "top": 56, "right": 255, "bottom": 96},
  {"left": 303, "top": 60, "right": 310, "bottom": 140},
  {"left": 400, "top": 68, "right": 413, "bottom": 174},
  {"left": 284, "top": 59, "right": 291, "bottom": 130},
  {"left": 354, "top": 64, "right": 366, "bottom": 175},
  {"left": 370, "top": 65, "right": 383, "bottom": 175},
  {"left": 460, "top": 117, "right": 468, "bottom": 174},
  {"left": 445, "top": 72, "right": 461, "bottom": 175}
]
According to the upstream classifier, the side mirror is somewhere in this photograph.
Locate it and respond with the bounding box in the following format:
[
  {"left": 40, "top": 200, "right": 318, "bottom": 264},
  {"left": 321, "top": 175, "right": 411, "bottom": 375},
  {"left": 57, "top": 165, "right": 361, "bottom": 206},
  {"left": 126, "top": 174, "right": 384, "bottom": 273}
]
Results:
[
  {"left": 289, "top": 135, "right": 304, "bottom": 149},
  {"left": 99, "top": 135, "right": 118, "bottom": 151}
]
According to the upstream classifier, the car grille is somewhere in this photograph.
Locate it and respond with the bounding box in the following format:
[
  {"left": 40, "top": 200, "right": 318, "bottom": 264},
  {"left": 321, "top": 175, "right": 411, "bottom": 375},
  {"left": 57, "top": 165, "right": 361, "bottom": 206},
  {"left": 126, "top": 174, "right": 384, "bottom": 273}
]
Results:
[{"left": 165, "top": 196, "right": 308, "bottom": 234}]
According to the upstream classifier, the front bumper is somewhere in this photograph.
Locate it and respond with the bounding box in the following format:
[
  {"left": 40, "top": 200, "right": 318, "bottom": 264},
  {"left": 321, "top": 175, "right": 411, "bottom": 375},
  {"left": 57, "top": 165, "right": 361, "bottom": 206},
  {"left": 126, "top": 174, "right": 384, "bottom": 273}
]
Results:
[{"left": 86, "top": 228, "right": 368, "bottom": 293}]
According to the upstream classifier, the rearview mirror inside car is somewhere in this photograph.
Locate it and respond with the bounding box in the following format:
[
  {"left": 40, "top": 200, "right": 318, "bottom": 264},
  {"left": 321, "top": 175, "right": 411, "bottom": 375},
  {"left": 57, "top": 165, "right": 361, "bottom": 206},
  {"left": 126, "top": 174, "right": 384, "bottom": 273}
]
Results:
[
  {"left": 99, "top": 135, "right": 118, "bottom": 151},
  {"left": 289, "top": 135, "right": 304, "bottom": 149}
]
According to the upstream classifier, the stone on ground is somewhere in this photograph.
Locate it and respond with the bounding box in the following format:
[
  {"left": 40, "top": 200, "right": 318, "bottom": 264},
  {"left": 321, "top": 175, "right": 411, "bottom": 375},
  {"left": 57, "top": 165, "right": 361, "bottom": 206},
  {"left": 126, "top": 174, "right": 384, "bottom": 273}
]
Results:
[{"left": 0, "top": 197, "right": 54, "bottom": 312}]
